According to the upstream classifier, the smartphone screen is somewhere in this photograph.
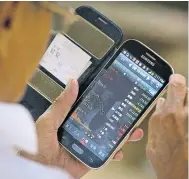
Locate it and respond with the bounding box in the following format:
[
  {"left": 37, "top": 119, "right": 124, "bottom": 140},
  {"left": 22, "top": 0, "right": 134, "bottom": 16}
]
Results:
[{"left": 58, "top": 40, "right": 173, "bottom": 168}]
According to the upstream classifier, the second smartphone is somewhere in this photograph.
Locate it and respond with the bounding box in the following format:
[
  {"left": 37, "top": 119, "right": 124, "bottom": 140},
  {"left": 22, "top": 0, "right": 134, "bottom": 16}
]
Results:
[
  {"left": 58, "top": 39, "right": 174, "bottom": 169},
  {"left": 20, "top": 6, "right": 123, "bottom": 120}
]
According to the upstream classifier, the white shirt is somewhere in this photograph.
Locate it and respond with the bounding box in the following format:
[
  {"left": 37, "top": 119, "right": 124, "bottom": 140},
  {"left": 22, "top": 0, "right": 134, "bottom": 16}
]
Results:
[{"left": 0, "top": 103, "right": 71, "bottom": 179}]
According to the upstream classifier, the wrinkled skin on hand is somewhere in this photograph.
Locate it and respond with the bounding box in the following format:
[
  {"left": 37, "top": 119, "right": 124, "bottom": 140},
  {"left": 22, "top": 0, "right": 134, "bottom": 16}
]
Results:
[
  {"left": 20, "top": 79, "right": 143, "bottom": 178},
  {"left": 146, "top": 74, "right": 188, "bottom": 179}
]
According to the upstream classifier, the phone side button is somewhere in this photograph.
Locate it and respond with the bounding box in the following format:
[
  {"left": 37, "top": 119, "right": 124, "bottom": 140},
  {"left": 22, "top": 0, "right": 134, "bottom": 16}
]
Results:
[{"left": 72, "top": 144, "right": 84, "bottom": 155}]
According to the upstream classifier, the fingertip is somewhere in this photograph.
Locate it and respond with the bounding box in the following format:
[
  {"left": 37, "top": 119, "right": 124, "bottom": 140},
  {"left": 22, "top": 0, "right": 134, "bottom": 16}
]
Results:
[
  {"left": 72, "top": 79, "right": 79, "bottom": 97},
  {"left": 66, "top": 79, "right": 79, "bottom": 97},
  {"left": 136, "top": 128, "right": 144, "bottom": 139},
  {"left": 169, "top": 74, "right": 186, "bottom": 86},
  {"left": 167, "top": 74, "right": 187, "bottom": 107},
  {"left": 72, "top": 79, "right": 79, "bottom": 90},
  {"left": 129, "top": 128, "right": 144, "bottom": 141},
  {"left": 113, "top": 151, "right": 124, "bottom": 161},
  {"left": 66, "top": 79, "right": 77, "bottom": 88}
]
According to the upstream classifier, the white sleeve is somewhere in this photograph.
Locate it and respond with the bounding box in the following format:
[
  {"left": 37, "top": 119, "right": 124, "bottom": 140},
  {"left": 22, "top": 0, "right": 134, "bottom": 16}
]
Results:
[
  {"left": 0, "top": 103, "right": 71, "bottom": 179},
  {"left": 0, "top": 155, "right": 72, "bottom": 179}
]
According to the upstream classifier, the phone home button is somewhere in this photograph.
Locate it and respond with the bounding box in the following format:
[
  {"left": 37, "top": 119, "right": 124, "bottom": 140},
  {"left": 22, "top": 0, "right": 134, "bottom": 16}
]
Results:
[
  {"left": 88, "top": 157, "right": 94, "bottom": 163},
  {"left": 72, "top": 144, "right": 84, "bottom": 155}
]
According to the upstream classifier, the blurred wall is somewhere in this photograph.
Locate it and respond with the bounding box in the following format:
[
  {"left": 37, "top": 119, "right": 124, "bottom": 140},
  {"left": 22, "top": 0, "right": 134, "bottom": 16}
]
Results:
[{"left": 58, "top": 2, "right": 188, "bottom": 179}]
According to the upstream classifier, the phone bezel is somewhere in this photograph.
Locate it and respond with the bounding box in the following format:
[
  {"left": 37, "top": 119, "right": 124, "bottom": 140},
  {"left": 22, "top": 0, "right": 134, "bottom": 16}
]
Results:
[{"left": 58, "top": 39, "right": 174, "bottom": 169}]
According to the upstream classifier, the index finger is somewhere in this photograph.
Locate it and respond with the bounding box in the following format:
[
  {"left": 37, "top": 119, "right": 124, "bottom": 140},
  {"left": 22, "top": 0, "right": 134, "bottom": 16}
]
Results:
[{"left": 166, "top": 74, "right": 187, "bottom": 108}]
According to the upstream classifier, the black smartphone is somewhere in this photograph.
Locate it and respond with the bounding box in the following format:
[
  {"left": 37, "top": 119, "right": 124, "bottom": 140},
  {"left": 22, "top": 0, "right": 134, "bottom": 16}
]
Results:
[
  {"left": 20, "top": 6, "right": 123, "bottom": 120},
  {"left": 58, "top": 39, "right": 174, "bottom": 169}
]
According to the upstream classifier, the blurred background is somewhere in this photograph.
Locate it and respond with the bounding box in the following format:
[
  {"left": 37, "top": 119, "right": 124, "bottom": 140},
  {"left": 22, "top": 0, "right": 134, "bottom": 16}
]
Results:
[{"left": 58, "top": 2, "right": 188, "bottom": 179}]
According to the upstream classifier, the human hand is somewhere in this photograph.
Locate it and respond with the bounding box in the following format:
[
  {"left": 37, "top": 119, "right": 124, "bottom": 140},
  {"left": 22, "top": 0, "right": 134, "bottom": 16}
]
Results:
[
  {"left": 146, "top": 74, "right": 188, "bottom": 179},
  {"left": 21, "top": 79, "right": 143, "bottom": 178}
]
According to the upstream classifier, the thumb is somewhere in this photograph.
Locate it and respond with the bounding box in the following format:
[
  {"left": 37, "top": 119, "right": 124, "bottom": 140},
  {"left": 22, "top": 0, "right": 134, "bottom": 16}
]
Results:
[{"left": 42, "top": 79, "right": 78, "bottom": 129}]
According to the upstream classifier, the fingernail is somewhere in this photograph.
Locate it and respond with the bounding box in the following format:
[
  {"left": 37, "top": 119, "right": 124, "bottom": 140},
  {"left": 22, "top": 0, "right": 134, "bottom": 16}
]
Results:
[
  {"left": 66, "top": 79, "right": 78, "bottom": 96},
  {"left": 66, "top": 79, "right": 73, "bottom": 89}
]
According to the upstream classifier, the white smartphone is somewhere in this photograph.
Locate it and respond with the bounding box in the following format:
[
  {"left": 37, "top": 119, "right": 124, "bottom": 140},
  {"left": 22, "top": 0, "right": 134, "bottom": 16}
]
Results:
[{"left": 58, "top": 39, "right": 174, "bottom": 169}]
